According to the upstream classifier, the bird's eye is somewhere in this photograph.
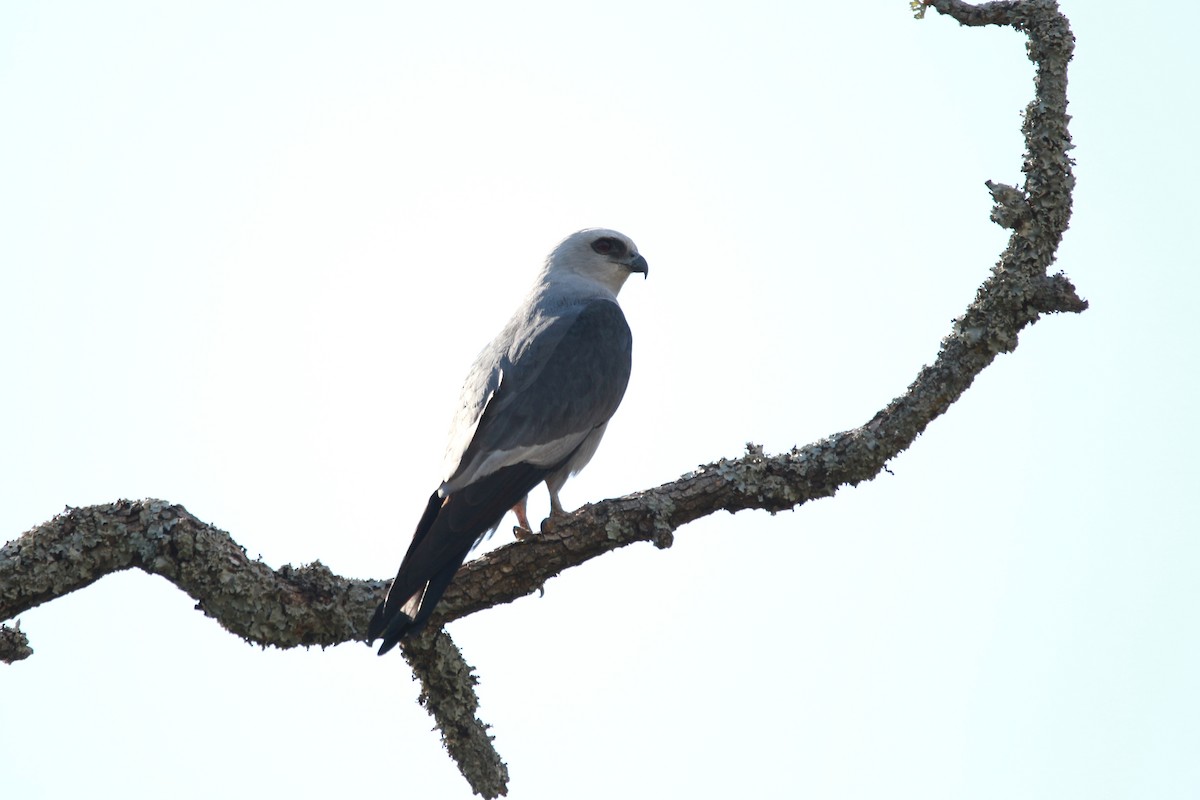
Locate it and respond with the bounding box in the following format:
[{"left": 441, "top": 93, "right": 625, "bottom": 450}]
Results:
[{"left": 591, "top": 237, "right": 626, "bottom": 257}]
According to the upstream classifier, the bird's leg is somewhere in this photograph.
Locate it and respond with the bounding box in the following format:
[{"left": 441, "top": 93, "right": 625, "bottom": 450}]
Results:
[
  {"left": 540, "top": 487, "right": 568, "bottom": 534},
  {"left": 511, "top": 494, "right": 534, "bottom": 540}
]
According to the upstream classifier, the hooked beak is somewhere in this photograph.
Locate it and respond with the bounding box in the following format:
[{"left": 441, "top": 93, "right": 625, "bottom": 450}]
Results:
[{"left": 626, "top": 253, "right": 649, "bottom": 279}]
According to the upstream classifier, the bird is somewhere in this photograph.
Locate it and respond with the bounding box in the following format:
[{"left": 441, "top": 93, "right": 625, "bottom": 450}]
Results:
[{"left": 367, "top": 228, "right": 648, "bottom": 655}]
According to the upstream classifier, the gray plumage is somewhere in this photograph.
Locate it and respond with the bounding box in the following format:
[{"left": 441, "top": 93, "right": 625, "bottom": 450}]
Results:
[{"left": 368, "top": 228, "right": 648, "bottom": 654}]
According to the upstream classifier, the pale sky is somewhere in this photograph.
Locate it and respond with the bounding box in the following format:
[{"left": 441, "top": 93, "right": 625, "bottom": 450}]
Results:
[{"left": 2, "top": 2, "right": 1198, "bottom": 798}]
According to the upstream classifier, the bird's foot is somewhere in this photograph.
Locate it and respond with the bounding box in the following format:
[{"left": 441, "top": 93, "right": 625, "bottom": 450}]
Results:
[{"left": 511, "top": 496, "right": 535, "bottom": 540}]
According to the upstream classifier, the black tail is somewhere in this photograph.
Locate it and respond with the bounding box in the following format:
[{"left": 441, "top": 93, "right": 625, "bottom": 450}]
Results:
[
  {"left": 366, "top": 490, "right": 444, "bottom": 651},
  {"left": 368, "top": 462, "right": 552, "bottom": 655}
]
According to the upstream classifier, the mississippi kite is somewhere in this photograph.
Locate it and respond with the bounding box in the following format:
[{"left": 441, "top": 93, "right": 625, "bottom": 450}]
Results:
[{"left": 368, "top": 228, "right": 648, "bottom": 654}]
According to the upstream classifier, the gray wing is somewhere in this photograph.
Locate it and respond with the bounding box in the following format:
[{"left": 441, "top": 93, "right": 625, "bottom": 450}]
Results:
[
  {"left": 444, "top": 298, "right": 632, "bottom": 491},
  {"left": 368, "top": 299, "right": 632, "bottom": 653}
]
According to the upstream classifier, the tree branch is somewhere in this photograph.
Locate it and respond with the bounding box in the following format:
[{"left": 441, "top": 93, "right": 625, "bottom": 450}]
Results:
[
  {"left": 0, "top": 500, "right": 382, "bottom": 651},
  {"left": 402, "top": 629, "right": 510, "bottom": 798},
  {"left": 1, "top": 621, "right": 32, "bottom": 664},
  {"left": 1, "top": 2, "right": 1080, "bottom": 796}
]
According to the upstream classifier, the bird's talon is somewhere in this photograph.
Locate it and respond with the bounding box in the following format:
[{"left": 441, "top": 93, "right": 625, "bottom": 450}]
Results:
[{"left": 513, "top": 524, "right": 534, "bottom": 541}]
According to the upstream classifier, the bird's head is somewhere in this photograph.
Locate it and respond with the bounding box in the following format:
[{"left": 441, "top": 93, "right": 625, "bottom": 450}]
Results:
[{"left": 544, "top": 228, "right": 648, "bottom": 295}]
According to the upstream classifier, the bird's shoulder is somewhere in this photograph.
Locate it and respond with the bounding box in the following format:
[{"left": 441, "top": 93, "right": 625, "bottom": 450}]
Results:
[
  {"left": 506, "top": 293, "right": 628, "bottom": 370},
  {"left": 441, "top": 284, "right": 630, "bottom": 483}
]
